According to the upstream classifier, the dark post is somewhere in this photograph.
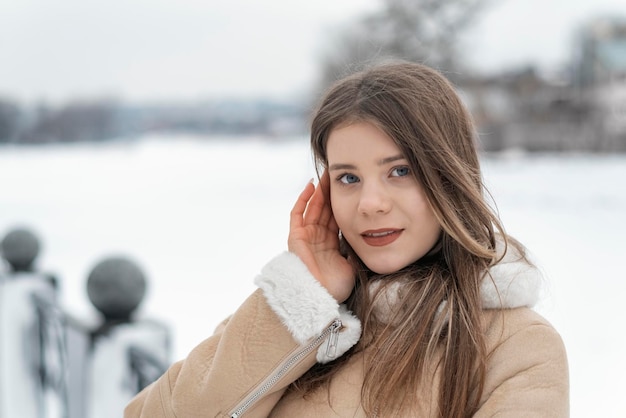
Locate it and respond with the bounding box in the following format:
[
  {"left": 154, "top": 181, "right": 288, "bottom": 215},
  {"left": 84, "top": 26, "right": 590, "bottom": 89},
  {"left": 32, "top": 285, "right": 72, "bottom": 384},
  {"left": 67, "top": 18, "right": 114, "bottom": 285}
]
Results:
[
  {"left": 83, "top": 256, "right": 170, "bottom": 418},
  {"left": 0, "top": 227, "right": 67, "bottom": 418}
]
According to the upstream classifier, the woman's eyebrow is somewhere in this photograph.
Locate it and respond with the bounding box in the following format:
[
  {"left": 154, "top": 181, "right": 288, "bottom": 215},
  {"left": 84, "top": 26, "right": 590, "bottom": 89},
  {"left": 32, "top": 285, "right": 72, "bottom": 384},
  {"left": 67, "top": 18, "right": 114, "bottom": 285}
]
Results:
[
  {"left": 378, "top": 155, "right": 405, "bottom": 165},
  {"left": 329, "top": 155, "right": 406, "bottom": 171},
  {"left": 328, "top": 163, "right": 356, "bottom": 171}
]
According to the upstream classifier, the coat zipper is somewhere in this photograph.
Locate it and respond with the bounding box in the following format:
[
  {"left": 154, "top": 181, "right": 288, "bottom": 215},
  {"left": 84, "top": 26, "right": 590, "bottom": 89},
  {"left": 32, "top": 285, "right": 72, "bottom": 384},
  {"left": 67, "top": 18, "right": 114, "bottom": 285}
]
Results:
[{"left": 230, "top": 319, "right": 342, "bottom": 418}]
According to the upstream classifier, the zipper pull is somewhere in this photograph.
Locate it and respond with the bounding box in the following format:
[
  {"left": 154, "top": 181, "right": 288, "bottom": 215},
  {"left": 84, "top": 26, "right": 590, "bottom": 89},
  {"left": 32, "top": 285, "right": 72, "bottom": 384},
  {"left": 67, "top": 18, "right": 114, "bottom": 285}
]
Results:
[{"left": 326, "top": 319, "right": 342, "bottom": 359}]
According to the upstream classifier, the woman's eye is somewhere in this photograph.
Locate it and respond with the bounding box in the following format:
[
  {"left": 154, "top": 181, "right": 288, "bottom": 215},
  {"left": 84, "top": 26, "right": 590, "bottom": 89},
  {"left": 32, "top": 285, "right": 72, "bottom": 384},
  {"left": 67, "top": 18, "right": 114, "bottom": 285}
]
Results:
[
  {"left": 338, "top": 173, "right": 360, "bottom": 184},
  {"left": 391, "top": 166, "right": 410, "bottom": 177}
]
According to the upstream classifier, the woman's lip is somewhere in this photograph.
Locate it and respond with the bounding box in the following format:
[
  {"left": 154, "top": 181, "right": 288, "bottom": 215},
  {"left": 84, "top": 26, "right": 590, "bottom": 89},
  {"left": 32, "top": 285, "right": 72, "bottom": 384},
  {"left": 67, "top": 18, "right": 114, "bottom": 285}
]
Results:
[{"left": 360, "top": 229, "right": 403, "bottom": 247}]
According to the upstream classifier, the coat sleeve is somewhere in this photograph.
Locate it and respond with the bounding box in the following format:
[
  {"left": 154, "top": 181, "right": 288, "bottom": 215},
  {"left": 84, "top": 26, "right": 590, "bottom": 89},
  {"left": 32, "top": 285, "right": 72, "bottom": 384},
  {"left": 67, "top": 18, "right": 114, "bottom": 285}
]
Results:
[
  {"left": 124, "top": 252, "right": 361, "bottom": 418},
  {"left": 475, "top": 309, "right": 569, "bottom": 417}
]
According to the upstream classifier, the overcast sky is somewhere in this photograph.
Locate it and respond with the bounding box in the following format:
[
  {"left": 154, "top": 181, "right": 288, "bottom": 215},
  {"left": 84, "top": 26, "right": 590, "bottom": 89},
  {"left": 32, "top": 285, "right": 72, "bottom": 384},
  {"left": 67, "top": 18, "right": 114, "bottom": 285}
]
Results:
[{"left": 0, "top": 0, "right": 624, "bottom": 104}]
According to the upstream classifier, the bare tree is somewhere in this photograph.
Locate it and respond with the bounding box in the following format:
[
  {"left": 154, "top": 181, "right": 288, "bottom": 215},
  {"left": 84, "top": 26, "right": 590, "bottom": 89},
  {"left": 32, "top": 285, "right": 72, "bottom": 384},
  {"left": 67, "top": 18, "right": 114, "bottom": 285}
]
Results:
[
  {"left": 22, "top": 100, "right": 119, "bottom": 143},
  {"left": 0, "top": 98, "right": 21, "bottom": 143},
  {"left": 317, "top": 0, "right": 489, "bottom": 91}
]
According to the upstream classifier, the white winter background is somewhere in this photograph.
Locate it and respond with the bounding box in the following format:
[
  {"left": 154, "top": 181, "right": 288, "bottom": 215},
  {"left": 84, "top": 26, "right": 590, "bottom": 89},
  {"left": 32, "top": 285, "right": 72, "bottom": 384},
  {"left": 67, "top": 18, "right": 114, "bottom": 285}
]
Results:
[{"left": 0, "top": 136, "right": 624, "bottom": 417}]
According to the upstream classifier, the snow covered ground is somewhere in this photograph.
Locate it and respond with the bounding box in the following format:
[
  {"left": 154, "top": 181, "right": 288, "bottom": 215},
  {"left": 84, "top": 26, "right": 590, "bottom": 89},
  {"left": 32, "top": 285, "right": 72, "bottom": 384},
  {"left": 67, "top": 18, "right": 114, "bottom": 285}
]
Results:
[{"left": 1, "top": 136, "right": 624, "bottom": 417}]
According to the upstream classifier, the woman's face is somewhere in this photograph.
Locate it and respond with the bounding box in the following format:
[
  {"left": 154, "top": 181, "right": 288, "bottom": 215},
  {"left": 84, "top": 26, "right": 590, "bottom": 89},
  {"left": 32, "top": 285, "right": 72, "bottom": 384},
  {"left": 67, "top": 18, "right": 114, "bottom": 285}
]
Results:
[{"left": 327, "top": 121, "right": 441, "bottom": 274}]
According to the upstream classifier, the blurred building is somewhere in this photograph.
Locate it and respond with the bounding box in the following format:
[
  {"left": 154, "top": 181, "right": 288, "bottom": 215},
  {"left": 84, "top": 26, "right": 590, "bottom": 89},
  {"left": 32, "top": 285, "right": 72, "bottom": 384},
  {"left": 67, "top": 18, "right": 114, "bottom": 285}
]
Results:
[
  {"left": 570, "top": 16, "right": 626, "bottom": 149},
  {"left": 462, "top": 16, "right": 626, "bottom": 153}
]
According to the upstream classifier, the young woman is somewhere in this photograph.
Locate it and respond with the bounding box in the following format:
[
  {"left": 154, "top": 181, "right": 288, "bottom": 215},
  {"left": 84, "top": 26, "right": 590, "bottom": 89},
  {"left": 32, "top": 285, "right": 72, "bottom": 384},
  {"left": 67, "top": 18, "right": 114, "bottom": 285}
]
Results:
[{"left": 125, "top": 61, "right": 569, "bottom": 417}]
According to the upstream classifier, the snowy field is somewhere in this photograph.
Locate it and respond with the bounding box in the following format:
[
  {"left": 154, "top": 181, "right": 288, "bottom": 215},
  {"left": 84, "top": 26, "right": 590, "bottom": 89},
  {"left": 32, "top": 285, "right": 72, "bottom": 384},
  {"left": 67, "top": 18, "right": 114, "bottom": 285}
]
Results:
[{"left": 1, "top": 135, "right": 624, "bottom": 417}]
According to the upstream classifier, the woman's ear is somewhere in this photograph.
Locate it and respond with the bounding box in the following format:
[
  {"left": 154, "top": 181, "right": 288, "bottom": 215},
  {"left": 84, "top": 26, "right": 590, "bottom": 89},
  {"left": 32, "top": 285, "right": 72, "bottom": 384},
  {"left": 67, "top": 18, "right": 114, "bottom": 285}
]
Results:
[{"left": 339, "top": 232, "right": 350, "bottom": 258}]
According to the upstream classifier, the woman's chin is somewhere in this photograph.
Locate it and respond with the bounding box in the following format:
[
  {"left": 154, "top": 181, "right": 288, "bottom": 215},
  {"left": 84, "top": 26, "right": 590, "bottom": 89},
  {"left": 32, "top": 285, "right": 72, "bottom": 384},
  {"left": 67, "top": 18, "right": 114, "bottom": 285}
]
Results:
[{"left": 363, "top": 259, "right": 409, "bottom": 275}]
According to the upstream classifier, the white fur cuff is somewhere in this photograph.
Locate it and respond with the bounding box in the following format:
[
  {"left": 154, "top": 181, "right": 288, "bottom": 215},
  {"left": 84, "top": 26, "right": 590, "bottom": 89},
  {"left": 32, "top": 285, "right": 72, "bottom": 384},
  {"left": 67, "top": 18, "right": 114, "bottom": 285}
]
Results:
[
  {"left": 316, "top": 305, "right": 362, "bottom": 364},
  {"left": 254, "top": 252, "right": 343, "bottom": 344}
]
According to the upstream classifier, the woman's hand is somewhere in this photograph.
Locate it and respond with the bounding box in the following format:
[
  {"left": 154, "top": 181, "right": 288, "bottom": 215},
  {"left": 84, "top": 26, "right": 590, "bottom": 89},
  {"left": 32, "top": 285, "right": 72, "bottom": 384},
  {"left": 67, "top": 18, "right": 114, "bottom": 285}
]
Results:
[{"left": 288, "top": 171, "right": 355, "bottom": 303}]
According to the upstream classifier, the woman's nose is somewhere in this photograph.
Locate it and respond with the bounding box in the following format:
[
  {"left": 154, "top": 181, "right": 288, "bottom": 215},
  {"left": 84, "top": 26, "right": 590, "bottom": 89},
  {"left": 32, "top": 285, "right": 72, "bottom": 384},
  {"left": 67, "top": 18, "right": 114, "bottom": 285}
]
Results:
[{"left": 357, "top": 181, "right": 392, "bottom": 215}]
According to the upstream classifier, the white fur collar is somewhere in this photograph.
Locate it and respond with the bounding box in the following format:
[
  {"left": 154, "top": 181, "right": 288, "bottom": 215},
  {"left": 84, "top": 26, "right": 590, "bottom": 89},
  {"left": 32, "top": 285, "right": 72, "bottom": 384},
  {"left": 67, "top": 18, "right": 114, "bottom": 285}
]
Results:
[
  {"left": 370, "top": 241, "right": 542, "bottom": 321},
  {"left": 480, "top": 241, "right": 542, "bottom": 309}
]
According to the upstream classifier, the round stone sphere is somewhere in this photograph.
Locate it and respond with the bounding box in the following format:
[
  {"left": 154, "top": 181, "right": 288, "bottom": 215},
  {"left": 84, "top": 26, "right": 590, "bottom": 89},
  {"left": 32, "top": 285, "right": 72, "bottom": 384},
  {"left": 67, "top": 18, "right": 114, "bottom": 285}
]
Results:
[
  {"left": 1, "top": 227, "right": 40, "bottom": 271},
  {"left": 86, "top": 256, "right": 147, "bottom": 321}
]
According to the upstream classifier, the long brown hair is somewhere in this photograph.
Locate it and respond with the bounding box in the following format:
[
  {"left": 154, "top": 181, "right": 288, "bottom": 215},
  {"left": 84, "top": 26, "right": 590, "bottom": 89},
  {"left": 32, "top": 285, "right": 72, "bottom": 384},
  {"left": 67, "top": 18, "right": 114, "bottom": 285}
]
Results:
[{"left": 291, "top": 61, "right": 516, "bottom": 417}]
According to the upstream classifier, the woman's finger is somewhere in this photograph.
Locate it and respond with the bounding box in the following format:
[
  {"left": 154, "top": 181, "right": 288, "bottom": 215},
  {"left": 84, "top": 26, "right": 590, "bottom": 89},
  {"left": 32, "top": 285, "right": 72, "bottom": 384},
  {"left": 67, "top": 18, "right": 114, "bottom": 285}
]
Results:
[
  {"left": 303, "top": 177, "right": 326, "bottom": 226},
  {"left": 327, "top": 210, "right": 339, "bottom": 234},
  {"left": 317, "top": 171, "right": 334, "bottom": 226},
  {"left": 289, "top": 180, "right": 315, "bottom": 231}
]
